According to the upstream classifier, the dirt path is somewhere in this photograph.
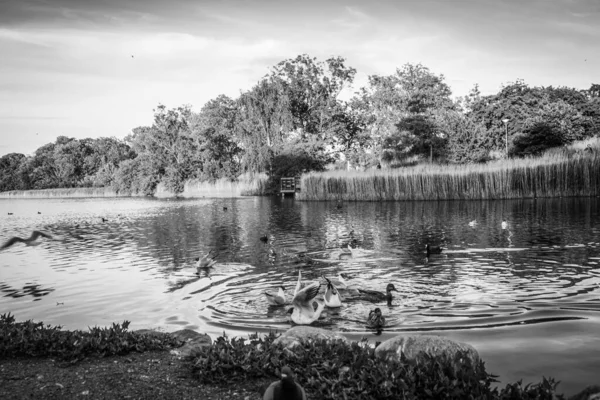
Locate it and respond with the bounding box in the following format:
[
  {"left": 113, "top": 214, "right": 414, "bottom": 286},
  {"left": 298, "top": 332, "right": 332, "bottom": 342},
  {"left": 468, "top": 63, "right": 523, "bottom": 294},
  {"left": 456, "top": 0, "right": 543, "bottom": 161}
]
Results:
[{"left": 0, "top": 350, "right": 268, "bottom": 400}]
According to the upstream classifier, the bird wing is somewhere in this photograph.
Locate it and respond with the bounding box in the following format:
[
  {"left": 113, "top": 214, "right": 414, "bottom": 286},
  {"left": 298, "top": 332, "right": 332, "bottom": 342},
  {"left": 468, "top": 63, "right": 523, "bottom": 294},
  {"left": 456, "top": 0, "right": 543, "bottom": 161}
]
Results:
[
  {"left": 0, "top": 237, "right": 23, "bottom": 250},
  {"left": 357, "top": 288, "right": 382, "bottom": 297},
  {"left": 32, "top": 231, "right": 53, "bottom": 240},
  {"left": 293, "top": 282, "right": 320, "bottom": 304}
]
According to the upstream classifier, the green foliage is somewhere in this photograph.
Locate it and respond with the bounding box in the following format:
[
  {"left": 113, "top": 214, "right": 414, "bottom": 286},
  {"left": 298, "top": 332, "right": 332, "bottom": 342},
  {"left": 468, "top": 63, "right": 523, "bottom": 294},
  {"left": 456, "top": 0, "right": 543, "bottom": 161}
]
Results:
[
  {"left": 0, "top": 313, "right": 181, "bottom": 362},
  {"left": 510, "top": 122, "right": 564, "bottom": 157},
  {"left": 191, "top": 333, "right": 564, "bottom": 400}
]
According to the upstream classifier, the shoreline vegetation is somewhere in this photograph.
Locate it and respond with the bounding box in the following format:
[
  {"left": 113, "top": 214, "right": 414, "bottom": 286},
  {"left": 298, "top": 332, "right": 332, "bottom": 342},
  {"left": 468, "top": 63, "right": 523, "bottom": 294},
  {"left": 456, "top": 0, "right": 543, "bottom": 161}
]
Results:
[
  {"left": 2, "top": 313, "right": 592, "bottom": 399},
  {"left": 297, "top": 140, "right": 600, "bottom": 201},
  {"left": 2, "top": 139, "right": 599, "bottom": 201}
]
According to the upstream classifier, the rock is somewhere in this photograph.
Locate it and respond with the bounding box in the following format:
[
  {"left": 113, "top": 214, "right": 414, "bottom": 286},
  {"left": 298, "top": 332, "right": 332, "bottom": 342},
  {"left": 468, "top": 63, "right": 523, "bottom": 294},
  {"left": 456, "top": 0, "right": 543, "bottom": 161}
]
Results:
[
  {"left": 569, "top": 385, "right": 600, "bottom": 400},
  {"left": 374, "top": 335, "right": 480, "bottom": 366},
  {"left": 273, "top": 326, "right": 349, "bottom": 349},
  {"left": 168, "top": 329, "right": 212, "bottom": 358}
]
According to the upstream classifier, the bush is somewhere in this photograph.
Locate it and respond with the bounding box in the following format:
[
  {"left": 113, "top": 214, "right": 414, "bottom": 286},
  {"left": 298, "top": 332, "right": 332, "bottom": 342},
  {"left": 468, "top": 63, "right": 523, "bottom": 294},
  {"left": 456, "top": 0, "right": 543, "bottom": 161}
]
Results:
[
  {"left": 510, "top": 122, "right": 564, "bottom": 157},
  {"left": 0, "top": 313, "right": 181, "bottom": 362},
  {"left": 191, "top": 332, "right": 565, "bottom": 400}
]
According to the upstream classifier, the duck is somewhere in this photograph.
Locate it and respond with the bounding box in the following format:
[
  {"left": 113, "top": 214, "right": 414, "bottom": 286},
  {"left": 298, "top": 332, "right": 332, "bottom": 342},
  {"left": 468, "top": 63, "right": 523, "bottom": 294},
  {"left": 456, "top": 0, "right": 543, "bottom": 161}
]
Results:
[
  {"left": 426, "top": 244, "right": 443, "bottom": 257},
  {"left": 288, "top": 281, "right": 325, "bottom": 325},
  {"left": 322, "top": 276, "right": 342, "bottom": 308},
  {"left": 468, "top": 220, "right": 478, "bottom": 227},
  {"left": 195, "top": 251, "right": 217, "bottom": 274},
  {"left": 260, "top": 235, "right": 269, "bottom": 243},
  {"left": 1, "top": 230, "right": 53, "bottom": 250},
  {"left": 264, "top": 286, "right": 286, "bottom": 306},
  {"left": 262, "top": 366, "right": 307, "bottom": 400},
  {"left": 366, "top": 307, "right": 386, "bottom": 329},
  {"left": 357, "top": 283, "right": 398, "bottom": 305},
  {"left": 501, "top": 219, "right": 508, "bottom": 230}
]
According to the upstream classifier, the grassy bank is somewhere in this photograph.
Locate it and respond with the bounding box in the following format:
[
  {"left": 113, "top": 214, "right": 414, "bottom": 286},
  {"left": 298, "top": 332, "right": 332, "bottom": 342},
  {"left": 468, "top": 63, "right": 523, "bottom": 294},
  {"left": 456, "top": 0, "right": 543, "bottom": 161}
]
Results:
[
  {"left": 1, "top": 314, "right": 571, "bottom": 399},
  {"left": 298, "top": 142, "right": 600, "bottom": 201}
]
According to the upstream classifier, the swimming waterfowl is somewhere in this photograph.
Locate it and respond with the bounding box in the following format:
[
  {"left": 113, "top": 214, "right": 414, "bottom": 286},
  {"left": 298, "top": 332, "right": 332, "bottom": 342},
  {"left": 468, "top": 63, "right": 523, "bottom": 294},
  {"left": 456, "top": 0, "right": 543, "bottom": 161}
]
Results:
[
  {"left": 357, "top": 283, "right": 398, "bottom": 305},
  {"left": 322, "top": 276, "right": 342, "bottom": 308},
  {"left": 195, "top": 251, "right": 217, "bottom": 274},
  {"left": 288, "top": 281, "right": 325, "bottom": 325},
  {"left": 468, "top": 220, "right": 478, "bottom": 227},
  {"left": 264, "top": 286, "right": 286, "bottom": 306},
  {"left": 260, "top": 235, "right": 269, "bottom": 243},
  {"left": 501, "top": 219, "right": 508, "bottom": 230},
  {"left": 0, "top": 231, "right": 53, "bottom": 250},
  {"left": 426, "top": 244, "right": 443, "bottom": 257},
  {"left": 366, "top": 307, "right": 386, "bottom": 329},
  {"left": 262, "top": 366, "right": 307, "bottom": 400}
]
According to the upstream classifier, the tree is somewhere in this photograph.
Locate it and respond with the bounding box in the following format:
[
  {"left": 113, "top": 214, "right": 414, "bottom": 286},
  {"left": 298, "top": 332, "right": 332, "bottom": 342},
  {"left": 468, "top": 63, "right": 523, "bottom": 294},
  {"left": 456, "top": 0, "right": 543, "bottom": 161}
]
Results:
[{"left": 0, "top": 153, "right": 26, "bottom": 191}]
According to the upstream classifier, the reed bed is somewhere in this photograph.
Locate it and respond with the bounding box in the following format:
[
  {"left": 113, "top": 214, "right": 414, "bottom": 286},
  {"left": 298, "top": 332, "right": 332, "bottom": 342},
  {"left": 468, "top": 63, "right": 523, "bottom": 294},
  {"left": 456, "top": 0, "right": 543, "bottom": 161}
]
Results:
[
  {"left": 0, "top": 187, "right": 130, "bottom": 199},
  {"left": 297, "top": 150, "right": 600, "bottom": 201},
  {"left": 163, "top": 173, "right": 269, "bottom": 198}
]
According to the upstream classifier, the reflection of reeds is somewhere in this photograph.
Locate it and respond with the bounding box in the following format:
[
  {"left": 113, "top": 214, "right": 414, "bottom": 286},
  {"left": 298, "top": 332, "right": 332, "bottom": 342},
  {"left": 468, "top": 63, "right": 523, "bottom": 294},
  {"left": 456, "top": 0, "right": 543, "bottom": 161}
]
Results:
[
  {"left": 297, "top": 150, "right": 600, "bottom": 201},
  {"left": 175, "top": 173, "right": 269, "bottom": 198}
]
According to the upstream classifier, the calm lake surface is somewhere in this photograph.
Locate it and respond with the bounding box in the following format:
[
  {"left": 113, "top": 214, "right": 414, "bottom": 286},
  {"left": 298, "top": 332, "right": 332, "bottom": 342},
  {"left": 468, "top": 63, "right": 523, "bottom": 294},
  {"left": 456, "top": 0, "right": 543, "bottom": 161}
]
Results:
[{"left": 1, "top": 196, "right": 599, "bottom": 394}]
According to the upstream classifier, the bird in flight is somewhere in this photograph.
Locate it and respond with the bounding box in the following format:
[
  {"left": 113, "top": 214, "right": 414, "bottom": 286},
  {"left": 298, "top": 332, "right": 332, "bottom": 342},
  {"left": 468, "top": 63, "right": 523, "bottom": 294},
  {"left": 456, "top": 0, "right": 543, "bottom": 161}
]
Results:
[{"left": 1, "top": 231, "right": 53, "bottom": 250}]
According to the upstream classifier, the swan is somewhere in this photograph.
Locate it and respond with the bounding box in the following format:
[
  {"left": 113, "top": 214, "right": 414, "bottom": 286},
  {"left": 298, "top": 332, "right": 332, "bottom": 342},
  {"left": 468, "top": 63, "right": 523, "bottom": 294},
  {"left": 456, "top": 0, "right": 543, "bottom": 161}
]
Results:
[
  {"left": 366, "top": 307, "right": 386, "bottom": 329},
  {"left": 357, "top": 283, "right": 398, "bottom": 305},
  {"left": 322, "top": 276, "right": 342, "bottom": 308},
  {"left": 262, "top": 366, "right": 306, "bottom": 400},
  {"left": 264, "top": 286, "right": 286, "bottom": 306},
  {"left": 1, "top": 231, "right": 53, "bottom": 250},
  {"left": 293, "top": 270, "right": 302, "bottom": 297},
  {"left": 288, "top": 281, "right": 325, "bottom": 325}
]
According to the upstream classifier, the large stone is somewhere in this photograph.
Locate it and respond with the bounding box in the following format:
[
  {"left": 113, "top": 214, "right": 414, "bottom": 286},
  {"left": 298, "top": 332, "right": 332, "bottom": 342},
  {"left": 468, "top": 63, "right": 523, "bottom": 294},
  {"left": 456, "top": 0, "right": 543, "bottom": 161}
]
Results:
[
  {"left": 273, "top": 326, "right": 349, "bottom": 349},
  {"left": 168, "top": 329, "right": 212, "bottom": 358},
  {"left": 569, "top": 385, "right": 600, "bottom": 400},
  {"left": 374, "top": 335, "right": 480, "bottom": 366}
]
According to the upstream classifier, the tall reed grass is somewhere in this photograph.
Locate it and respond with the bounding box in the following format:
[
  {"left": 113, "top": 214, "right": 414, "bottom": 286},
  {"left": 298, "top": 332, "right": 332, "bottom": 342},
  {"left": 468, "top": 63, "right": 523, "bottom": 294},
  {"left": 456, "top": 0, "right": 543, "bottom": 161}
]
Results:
[
  {"left": 0, "top": 187, "right": 131, "bottom": 199},
  {"left": 156, "top": 173, "right": 269, "bottom": 198},
  {"left": 297, "top": 146, "right": 600, "bottom": 201}
]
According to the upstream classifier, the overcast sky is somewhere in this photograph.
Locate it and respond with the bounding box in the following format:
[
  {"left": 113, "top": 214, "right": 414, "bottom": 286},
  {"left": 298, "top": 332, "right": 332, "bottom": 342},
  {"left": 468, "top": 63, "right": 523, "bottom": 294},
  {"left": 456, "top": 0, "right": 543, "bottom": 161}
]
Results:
[{"left": 0, "top": 0, "right": 598, "bottom": 156}]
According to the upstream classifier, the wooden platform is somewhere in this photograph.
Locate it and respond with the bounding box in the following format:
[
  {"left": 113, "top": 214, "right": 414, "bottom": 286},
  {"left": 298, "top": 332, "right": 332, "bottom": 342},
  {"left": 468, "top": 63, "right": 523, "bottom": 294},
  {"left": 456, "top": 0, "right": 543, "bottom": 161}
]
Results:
[{"left": 280, "top": 177, "right": 301, "bottom": 195}]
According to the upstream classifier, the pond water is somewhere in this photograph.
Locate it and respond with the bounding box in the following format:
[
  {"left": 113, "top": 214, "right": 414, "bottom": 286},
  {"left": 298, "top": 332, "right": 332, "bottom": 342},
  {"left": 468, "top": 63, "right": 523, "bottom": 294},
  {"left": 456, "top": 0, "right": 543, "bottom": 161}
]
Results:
[{"left": 1, "top": 196, "right": 599, "bottom": 394}]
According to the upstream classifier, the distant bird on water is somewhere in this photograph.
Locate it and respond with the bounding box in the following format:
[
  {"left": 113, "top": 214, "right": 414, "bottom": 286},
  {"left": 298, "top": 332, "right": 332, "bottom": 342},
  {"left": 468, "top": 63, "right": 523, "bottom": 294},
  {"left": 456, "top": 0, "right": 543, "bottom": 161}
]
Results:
[
  {"left": 426, "top": 244, "right": 443, "bottom": 257},
  {"left": 1, "top": 231, "right": 53, "bottom": 250},
  {"left": 7, "top": 212, "right": 13, "bottom": 215},
  {"left": 260, "top": 234, "right": 269, "bottom": 243},
  {"left": 195, "top": 250, "right": 218, "bottom": 274},
  {"left": 501, "top": 219, "right": 508, "bottom": 230},
  {"left": 262, "top": 366, "right": 307, "bottom": 400},
  {"left": 37, "top": 211, "right": 42, "bottom": 215}
]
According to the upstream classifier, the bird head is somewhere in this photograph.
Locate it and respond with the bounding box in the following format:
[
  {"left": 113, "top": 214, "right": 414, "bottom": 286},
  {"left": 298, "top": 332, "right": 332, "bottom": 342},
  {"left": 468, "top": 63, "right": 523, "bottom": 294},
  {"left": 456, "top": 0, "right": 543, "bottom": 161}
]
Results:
[
  {"left": 386, "top": 283, "right": 398, "bottom": 292},
  {"left": 279, "top": 285, "right": 286, "bottom": 291}
]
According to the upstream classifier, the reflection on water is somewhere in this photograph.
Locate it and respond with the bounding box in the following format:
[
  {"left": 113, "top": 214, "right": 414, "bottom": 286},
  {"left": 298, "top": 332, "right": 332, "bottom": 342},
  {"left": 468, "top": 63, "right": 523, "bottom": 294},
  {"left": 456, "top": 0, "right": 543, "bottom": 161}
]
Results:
[{"left": 1, "top": 196, "right": 598, "bottom": 338}]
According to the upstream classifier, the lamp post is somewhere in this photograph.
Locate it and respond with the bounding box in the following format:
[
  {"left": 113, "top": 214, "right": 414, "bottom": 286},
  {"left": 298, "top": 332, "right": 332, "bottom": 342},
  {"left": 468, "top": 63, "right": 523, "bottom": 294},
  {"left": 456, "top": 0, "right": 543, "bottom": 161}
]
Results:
[{"left": 502, "top": 118, "right": 510, "bottom": 158}]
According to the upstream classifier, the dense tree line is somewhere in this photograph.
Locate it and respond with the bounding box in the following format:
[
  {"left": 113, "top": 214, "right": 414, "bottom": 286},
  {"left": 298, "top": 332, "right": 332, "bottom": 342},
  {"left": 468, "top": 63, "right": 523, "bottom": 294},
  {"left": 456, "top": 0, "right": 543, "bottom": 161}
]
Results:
[{"left": 1, "top": 54, "right": 599, "bottom": 194}]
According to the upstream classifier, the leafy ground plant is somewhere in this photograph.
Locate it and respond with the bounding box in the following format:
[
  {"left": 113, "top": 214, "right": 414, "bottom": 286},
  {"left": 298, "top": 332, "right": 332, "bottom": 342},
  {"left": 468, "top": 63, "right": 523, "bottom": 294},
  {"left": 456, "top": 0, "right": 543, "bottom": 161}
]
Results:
[
  {"left": 0, "top": 313, "right": 181, "bottom": 362},
  {"left": 190, "top": 332, "right": 565, "bottom": 400}
]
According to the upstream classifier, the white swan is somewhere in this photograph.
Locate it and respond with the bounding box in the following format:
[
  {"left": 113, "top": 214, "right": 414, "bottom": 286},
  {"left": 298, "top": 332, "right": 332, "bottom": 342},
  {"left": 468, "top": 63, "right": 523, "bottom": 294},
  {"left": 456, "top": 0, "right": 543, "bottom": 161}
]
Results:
[
  {"left": 322, "top": 276, "right": 342, "bottom": 308},
  {"left": 288, "top": 282, "right": 325, "bottom": 325},
  {"left": 264, "top": 286, "right": 286, "bottom": 306},
  {"left": 293, "top": 270, "right": 302, "bottom": 297}
]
